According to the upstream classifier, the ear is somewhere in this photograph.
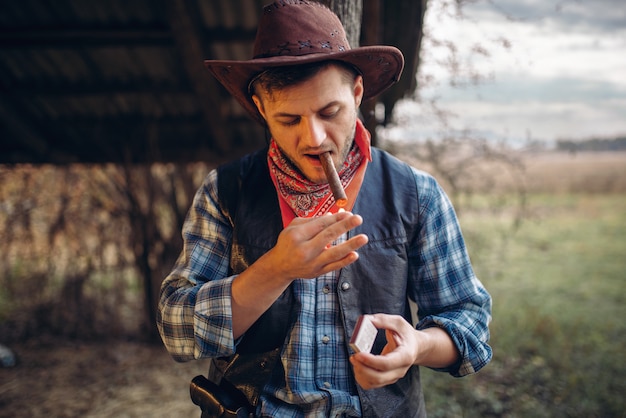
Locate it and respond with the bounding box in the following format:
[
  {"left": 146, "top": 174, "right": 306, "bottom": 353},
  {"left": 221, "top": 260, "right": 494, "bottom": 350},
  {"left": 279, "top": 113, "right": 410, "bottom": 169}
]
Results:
[
  {"left": 252, "top": 95, "right": 267, "bottom": 121},
  {"left": 354, "top": 75, "right": 364, "bottom": 107}
]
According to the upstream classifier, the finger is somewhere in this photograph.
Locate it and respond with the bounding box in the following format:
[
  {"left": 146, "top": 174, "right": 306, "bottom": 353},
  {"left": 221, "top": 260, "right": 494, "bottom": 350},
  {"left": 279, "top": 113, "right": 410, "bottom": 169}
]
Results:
[
  {"left": 311, "top": 213, "right": 364, "bottom": 248},
  {"left": 319, "top": 250, "right": 359, "bottom": 273},
  {"left": 350, "top": 355, "right": 402, "bottom": 389},
  {"left": 352, "top": 336, "right": 412, "bottom": 372},
  {"left": 355, "top": 349, "right": 402, "bottom": 371},
  {"left": 287, "top": 211, "right": 356, "bottom": 242},
  {"left": 367, "top": 313, "right": 402, "bottom": 329},
  {"left": 324, "top": 232, "right": 369, "bottom": 255},
  {"left": 317, "top": 233, "right": 368, "bottom": 271}
]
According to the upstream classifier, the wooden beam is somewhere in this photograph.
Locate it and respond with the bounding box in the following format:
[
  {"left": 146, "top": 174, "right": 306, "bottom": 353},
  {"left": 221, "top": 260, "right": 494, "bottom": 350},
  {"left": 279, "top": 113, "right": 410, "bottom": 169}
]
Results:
[
  {"left": 0, "top": 26, "right": 257, "bottom": 49},
  {"left": 165, "top": 0, "right": 231, "bottom": 155},
  {"left": 0, "top": 90, "right": 78, "bottom": 163},
  {"left": 6, "top": 80, "right": 194, "bottom": 97},
  {"left": 0, "top": 26, "right": 173, "bottom": 48}
]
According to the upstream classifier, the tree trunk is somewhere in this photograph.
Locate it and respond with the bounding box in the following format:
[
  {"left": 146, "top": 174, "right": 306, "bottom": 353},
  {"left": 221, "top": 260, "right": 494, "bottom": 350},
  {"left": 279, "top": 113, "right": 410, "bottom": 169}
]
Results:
[
  {"left": 380, "top": 0, "right": 428, "bottom": 124},
  {"left": 360, "top": 0, "right": 381, "bottom": 145},
  {"left": 320, "top": 0, "right": 363, "bottom": 50}
]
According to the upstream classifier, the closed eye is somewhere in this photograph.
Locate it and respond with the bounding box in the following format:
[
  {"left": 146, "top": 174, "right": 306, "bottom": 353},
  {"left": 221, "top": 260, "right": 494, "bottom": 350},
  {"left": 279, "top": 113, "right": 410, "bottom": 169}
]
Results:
[
  {"left": 320, "top": 110, "right": 339, "bottom": 120},
  {"left": 320, "top": 105, "right": 341, "bottom": 120},
  {"left": 278, "top": 116, "right": 301, "bottom": 126}
]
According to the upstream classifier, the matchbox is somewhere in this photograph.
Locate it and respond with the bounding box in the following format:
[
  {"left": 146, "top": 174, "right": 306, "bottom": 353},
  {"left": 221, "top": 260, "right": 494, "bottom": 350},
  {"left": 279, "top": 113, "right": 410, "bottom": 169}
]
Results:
[{"left": 349, "top": 315, "right": 377, "bottom": 354}]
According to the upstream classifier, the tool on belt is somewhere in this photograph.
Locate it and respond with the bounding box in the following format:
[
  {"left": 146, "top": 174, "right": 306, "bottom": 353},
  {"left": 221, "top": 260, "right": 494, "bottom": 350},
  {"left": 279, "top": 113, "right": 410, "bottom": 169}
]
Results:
[
  {"left": 190, "top": 374, "right": 254, "bottom": 418},
  {"left": 190, "top": 346, "right": 283, "bottom": 418}
]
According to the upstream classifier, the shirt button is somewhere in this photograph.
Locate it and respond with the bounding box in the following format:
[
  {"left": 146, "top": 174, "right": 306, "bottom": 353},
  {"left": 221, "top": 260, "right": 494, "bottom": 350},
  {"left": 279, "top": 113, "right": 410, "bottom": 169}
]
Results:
[
  {"left": 322, "top": 285, "right": 330, "bottom": 294},
  {"left": 322, "top": 335, "right": 330, "bottom": 344},
  {"left": 323, "top": 381, "right": 332, "bottom": 389},
  {"left": 341, "top": 282, "right": 350, "bottom": 291}
]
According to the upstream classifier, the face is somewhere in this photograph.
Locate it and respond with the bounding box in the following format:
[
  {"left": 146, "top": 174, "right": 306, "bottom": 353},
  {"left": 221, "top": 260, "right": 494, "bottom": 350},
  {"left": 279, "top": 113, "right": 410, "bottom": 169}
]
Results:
[{"left": 252, "top": 65, "right": 364, "bottom": 184}]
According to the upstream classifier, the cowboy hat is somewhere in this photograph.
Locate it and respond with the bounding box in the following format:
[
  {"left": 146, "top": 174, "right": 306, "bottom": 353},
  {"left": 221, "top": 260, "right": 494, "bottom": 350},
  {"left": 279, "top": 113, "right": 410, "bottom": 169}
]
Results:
[{"left": 204, "top": 0, "right": 405, "bottom": 125}]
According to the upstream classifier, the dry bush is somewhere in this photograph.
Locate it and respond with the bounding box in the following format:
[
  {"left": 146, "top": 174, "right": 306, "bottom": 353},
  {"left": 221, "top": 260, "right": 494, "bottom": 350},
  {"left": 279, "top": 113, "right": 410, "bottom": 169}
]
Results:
[
  {"left": 385, "top": 140, "right": 626, "bottom": 197},
  {"left": 383, "top": 137, "right": 626, "bottom": 239},
  {"left": 520, "top": 151, "right": 626, "bottom": 194},
  {"left": 0, "top": 163, "right": 210, "bottom": 343},
  {"left": 382, "top": 137, "right": 529, "bottom": 228}
]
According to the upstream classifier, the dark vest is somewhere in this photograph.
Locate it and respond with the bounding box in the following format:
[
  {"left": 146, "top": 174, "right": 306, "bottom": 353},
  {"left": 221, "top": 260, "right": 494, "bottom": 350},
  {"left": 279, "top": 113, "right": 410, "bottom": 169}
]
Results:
[{"left": 214, "top": 147, "right": 426, "bottom": 418}]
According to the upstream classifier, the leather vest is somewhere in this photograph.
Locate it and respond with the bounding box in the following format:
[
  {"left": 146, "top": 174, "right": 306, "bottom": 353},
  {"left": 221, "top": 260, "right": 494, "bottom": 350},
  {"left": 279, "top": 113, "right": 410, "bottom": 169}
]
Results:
[{"left": 213, "top": 147, "right": 426, "bottom": 418}]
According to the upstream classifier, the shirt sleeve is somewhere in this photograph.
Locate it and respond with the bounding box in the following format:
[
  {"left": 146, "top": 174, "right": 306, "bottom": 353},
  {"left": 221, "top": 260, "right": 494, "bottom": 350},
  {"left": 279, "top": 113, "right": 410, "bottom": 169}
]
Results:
[
  {"left": 408, "top": 168, "right": 493, "bottom": 377},
  {"left": 156, "top": 169, "right": 239, "bottom": 362}
]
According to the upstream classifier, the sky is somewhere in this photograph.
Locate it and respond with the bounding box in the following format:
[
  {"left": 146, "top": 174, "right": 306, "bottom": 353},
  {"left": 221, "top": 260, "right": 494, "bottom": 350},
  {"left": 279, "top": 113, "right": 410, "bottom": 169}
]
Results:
[{"left": 382, "top": 0, "right": 626, "bottom": 147}]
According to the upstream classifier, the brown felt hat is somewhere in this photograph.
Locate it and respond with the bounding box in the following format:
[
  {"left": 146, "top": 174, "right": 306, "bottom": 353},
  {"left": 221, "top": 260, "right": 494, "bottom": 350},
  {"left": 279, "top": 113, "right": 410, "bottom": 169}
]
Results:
[{"left": 204, "top": 0, "right": 405, "bottom": 125}]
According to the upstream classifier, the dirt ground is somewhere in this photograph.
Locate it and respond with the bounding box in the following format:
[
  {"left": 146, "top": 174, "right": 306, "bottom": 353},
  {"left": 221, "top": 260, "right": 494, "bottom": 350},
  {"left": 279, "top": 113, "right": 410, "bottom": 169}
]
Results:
[{"left": 0, "top": 339, "right": 211, "bottom": 418}]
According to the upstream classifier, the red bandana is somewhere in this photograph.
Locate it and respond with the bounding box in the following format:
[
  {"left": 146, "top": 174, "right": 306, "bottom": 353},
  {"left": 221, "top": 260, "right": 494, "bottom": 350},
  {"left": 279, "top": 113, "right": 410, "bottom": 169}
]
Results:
[{"left": 268, "top": 119, "right": 371, "bottom": 226}]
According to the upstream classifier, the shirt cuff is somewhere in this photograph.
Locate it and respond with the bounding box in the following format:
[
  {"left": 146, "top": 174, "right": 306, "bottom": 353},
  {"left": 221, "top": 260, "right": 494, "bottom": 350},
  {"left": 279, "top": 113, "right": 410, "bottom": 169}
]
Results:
[
  {"left": 193, "top": 275, "right": 238, "bottom": 358},
  {"left": 416, "top": 316, "right": 491, "bottom": 377}
]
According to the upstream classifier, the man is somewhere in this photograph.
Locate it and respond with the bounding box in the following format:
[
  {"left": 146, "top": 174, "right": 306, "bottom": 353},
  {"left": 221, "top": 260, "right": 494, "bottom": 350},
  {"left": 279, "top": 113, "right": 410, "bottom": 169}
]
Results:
[{"left": 157, "top": 2, "right": 492, "bottom": 417}]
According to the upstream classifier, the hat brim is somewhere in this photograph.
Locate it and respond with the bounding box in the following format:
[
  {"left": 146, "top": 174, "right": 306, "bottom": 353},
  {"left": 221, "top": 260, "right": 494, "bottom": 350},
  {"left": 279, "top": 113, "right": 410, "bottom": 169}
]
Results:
[{"left": 204, "top": 45, "right": 404, "bottom": 125}]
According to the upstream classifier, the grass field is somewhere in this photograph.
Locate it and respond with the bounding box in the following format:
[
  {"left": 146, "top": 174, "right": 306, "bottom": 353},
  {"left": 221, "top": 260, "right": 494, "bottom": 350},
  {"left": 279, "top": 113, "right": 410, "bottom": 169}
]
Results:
[{"left": 421, "top": 192, "right": 626, "bottom": 417}]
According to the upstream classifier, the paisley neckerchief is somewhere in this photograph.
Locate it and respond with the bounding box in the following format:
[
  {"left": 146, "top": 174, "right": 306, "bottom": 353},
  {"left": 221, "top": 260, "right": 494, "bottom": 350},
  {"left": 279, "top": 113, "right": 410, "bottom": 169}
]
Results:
[{"left": 267, "top": 119, "right": 371, "bottom": 226}]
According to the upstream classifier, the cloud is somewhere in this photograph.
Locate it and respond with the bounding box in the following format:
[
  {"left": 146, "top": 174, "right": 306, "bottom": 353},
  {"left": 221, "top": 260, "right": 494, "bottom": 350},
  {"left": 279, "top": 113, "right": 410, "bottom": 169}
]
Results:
[
  {"left": 404, "top": 0, "right": 626, "bottom": 143},
  {"left": 468, "top": 0, "right": 626, "bottom": 33}
]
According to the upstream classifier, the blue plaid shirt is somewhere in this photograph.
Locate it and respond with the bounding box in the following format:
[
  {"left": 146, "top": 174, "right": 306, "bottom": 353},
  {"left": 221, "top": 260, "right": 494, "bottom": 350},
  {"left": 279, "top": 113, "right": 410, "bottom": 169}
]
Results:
[{"left": 158, "top": 165, "right": 492, "bottom": 417}]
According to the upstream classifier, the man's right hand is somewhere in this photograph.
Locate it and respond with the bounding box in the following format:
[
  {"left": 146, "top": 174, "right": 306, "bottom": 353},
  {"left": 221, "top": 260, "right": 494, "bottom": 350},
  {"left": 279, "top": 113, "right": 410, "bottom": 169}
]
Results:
[
  {"left": 269, "top": 211, "right": 368, "bottom": 280},
  {"left": 230, "top": 211, "right": 368, "bottom": 338}
]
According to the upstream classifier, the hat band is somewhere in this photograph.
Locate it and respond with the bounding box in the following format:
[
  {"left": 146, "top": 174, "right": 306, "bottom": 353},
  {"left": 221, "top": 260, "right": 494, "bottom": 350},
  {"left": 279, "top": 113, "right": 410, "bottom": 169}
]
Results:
[{"left": 254, "top": 38, "right": 348, "bottom": 59}]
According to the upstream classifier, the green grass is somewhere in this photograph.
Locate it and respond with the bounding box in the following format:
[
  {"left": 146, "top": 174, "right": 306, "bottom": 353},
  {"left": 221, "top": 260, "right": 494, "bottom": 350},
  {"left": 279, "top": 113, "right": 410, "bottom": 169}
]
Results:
[{"left": 421, "top": 194, "right": 626, "bottom": 418}]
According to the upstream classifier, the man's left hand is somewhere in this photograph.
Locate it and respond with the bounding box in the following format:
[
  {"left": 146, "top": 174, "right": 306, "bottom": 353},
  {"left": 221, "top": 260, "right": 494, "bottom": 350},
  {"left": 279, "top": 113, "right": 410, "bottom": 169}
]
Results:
[{"left": 349, "top": 314, "right": 459, "bottom": 390}]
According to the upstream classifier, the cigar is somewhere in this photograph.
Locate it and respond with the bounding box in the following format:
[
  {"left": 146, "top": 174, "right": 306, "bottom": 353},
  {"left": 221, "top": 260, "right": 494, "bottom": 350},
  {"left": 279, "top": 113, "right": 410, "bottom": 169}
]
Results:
[{"left": 319, "top": 151, "right": 348, "bottom": 207}]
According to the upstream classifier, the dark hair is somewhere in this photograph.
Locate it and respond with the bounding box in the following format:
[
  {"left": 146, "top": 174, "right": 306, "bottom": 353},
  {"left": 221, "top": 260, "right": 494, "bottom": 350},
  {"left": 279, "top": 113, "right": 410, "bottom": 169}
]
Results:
[{"left": 250, "top": 60, "right": 359, "bottom": 98}]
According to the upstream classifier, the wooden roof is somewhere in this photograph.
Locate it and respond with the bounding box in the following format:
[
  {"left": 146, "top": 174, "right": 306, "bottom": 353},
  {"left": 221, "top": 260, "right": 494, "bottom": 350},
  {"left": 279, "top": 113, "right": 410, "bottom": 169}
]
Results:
[{"left": 0, "top": 0, "right": 423, "bottom": 164}]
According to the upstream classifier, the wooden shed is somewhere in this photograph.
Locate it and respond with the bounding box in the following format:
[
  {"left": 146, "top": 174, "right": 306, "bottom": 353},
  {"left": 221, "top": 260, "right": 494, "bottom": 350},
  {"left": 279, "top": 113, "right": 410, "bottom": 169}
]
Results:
[{"left": 0, "top": 0, "right": 425, "bottom": 164}]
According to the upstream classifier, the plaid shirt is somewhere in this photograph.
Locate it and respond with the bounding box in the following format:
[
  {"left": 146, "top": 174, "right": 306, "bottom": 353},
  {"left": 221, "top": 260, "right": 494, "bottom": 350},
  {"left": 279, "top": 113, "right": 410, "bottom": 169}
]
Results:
[{"left": 158, "top": 165, "right": 492, "bottom": 417}]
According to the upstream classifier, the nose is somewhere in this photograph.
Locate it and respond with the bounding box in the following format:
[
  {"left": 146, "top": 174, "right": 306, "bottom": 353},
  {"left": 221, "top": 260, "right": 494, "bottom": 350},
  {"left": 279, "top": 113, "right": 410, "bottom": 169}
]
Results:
[{"left": 301, "top": 117, "right": 326, "bottom": 147}]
